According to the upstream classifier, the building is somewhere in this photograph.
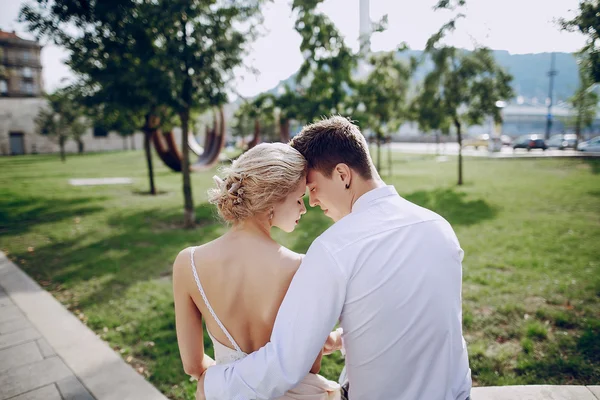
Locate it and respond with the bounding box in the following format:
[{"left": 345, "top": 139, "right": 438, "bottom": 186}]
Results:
[
  {"left": 0, "top": 30, "right": 43, "bottom": 98},
  {"left": 0, "top": 30, "right": 143, "bottom": 156}
]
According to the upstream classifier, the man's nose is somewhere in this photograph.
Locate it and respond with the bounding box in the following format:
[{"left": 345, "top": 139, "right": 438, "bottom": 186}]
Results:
[{"left": 308, "top": 193, "right": 318, "bottom": 208}]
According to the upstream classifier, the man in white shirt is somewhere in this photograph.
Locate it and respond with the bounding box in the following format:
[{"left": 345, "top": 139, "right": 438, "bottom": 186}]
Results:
[{"left": 196, "top": 116, "right": 472, "bottom": 400}]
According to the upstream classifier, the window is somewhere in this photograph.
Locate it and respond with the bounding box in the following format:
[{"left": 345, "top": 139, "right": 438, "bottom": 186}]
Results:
[
  {"left": 22, "top": 67, "right": 33, "bottom": 78},
  {"left": 0, "top": 80, "right": 7, "bottom": 94},
  {"left": 22, "top": 50, "right": 31, "bottom": 62},
  {"left": 21, "top": 81, "right": 34, "bottom": 95}
]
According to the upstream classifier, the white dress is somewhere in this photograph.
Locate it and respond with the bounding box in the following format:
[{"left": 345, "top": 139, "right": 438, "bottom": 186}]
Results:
[{"left": 190, "top": 247, "right": 341, "bottom": 400}]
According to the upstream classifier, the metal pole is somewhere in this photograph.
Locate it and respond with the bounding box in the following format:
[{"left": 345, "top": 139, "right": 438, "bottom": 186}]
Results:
[{"left": 545, "top": 53, "right": 558, "bottom": 140}]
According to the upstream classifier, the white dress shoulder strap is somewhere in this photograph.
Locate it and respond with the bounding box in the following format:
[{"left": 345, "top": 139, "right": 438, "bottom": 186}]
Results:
[{"left": 189, "top": 247, "right": 243, "bottom": 354}]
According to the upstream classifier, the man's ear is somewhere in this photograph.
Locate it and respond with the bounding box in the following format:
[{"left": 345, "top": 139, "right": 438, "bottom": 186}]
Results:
[{"left": 335, "top": 163, "right": 352, "bottom": 188}]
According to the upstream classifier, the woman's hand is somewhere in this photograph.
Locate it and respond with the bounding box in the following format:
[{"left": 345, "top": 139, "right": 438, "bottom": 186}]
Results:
[{"left": 323, "top": 328, "right": 343, "bottom": 355}]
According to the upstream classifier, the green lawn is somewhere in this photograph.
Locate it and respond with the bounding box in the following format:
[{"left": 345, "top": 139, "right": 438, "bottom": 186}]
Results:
[{"left": 0, "top": 150, "right": 599, "bottom": 399}]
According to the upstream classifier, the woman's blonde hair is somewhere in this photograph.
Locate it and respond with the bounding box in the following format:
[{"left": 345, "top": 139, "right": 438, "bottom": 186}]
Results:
[{"left": 208, "top": 143, "right": 307, "bottom": 223}]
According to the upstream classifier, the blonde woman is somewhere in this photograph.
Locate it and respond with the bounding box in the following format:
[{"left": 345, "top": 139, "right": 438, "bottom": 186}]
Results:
[{"left": 173, "top": 143, "right": 341, "bottom": 400}]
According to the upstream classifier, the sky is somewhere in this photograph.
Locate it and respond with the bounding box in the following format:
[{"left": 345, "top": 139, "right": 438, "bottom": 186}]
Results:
[{"left": 0, "top": 0, "right": 588, "bottom": 98}]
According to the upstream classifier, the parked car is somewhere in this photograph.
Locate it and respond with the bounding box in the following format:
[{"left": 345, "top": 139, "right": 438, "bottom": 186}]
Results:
[
  {"left": 462, "top": 134, "right": 489, "bottom": 149},
  {"left": 501, "top": 135, "right": 512, "bottom": 146},
  {"left": 547, "top": 134, "right": 577, "bottom": 150},
  {"left": 578, "top": 136, "right": 600, "bottom": 152},
  {"left": 513, "top": 135, "right": 547, "bottom": 151}
]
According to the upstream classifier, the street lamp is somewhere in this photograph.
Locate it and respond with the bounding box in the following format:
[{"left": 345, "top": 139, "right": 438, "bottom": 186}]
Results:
[{"left": 489, "top": 100, "right": 506, "bottom": 152}]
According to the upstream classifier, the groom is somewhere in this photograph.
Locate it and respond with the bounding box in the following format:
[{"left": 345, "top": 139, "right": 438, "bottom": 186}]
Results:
[{"left": 197, "top": 116, "right": 472, "bottom": 400}]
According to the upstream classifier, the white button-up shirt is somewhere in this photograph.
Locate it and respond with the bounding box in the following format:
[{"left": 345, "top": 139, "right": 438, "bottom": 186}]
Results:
[{"left": 205, "top": 185, "right": 472, "bottom": 400}]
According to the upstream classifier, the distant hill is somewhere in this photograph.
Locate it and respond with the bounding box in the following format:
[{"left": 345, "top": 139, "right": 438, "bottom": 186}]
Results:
[{"left": 266, "top": 50, "right": 579, "bottom": 103}]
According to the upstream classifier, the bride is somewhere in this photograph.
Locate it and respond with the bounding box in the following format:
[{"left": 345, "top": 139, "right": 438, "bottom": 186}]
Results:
[{"left": 173, "top": 143, "right": 341, "bottom": 399}]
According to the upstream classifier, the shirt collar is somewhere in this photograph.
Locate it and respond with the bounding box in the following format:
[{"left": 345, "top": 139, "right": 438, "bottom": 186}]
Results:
[{"left": 351, "top": 185, "right": 398, "bottom": 213}]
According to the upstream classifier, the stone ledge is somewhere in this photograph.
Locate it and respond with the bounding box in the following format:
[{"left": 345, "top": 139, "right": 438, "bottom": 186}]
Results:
[{"left": 472, "top": 385, "right": 600, "bottom": 400}]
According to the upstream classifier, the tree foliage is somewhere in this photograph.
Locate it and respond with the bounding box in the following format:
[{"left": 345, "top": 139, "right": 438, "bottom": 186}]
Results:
[
  {"left": 35, "top": 87, "right": 89, "bottom": 162},
  {"left": 349, "top": 47, "right": 414, "bottom": 172},
  {"left": 419, "top": 2, "right": 514, "bottom": 185},
  {"left": 560, "top": 0, "right": 600, "bottom": 83},
  {"left": 21, "top": 0, "right": 265, "bottom": 227}
]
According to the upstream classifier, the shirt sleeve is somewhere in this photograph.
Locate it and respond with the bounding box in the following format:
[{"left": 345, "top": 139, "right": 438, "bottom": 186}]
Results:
[{"left": 204, "top": 239, "right": 347, "bottom": 399}]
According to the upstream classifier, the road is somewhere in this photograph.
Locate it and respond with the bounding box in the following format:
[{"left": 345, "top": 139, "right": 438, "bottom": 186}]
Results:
[{"left": 385, "top": 142, "right": 589, "bottom": 158}]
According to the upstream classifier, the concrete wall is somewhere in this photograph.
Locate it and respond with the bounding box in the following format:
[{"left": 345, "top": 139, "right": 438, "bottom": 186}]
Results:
[{"left": 0, "top": 98, "right": 145, "bottom": 155}]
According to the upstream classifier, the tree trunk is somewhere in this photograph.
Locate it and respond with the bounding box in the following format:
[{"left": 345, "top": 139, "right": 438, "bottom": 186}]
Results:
[
  {"left": 455, "top": 119, "right": 463, "bottom": 186},
  {"left": 248, "top": 119, "right": 261, "bottom": 149},
  {"left": 575, "top": 102, "right": 582, "bottom": 149},
  {"left": 180, "top": 109, "right": 195, "bottom": 229},
  {"left": 143, "top": 109, "right": 158, "bottom": 195},
  {"left": 77, "top": 139, "right": 84, "bottom": 154},
  {"left": 130, "top": 134, "right": 135, "bottom": 150},
  {"left": 436, "top": 132, "right": 440, "bottom": 156},
  {"left": 280, "top": 119, "right": 290, "bottom": 143},
  {"left": 387, "top": 137, "right": 392, "bottom": 176},
  {"left": 376, "top": 134, "right": 381, "bottom": 173},
  {"left": 123, "top": 136, "right": 127, "bottom": 150},
  {"left": 59, "top": 136, "right": 66, "bottom": 163}
]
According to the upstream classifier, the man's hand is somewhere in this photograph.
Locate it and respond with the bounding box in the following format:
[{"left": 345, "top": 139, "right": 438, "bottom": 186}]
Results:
[
  {"left": 323, "top": 328, "right": 343, "bottom": 355},
  {"left": 195, "top": 372, "right": 207, "bottom": 400}
]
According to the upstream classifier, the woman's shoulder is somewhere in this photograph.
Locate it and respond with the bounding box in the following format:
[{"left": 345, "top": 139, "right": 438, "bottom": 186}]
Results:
[
  {"left": 173, "top": 241, "right": 220, "bottom": 274},
  {"left": 277, "top": 245, "right": 305, "bottom": 271}
]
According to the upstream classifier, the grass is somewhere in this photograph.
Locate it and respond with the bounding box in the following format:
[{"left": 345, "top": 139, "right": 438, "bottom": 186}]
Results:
[{"left": 0, "top": 150, "right": 599, "bottom": 398}]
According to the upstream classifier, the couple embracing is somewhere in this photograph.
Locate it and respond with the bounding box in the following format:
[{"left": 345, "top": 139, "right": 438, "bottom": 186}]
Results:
[{"left": 173, "top": 116, "right": 471, "bottom": 400}]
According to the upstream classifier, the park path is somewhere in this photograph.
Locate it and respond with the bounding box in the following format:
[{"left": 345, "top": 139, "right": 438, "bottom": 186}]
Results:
[{"left": 0, "top": 252, "right": 167, "bottom": 400}]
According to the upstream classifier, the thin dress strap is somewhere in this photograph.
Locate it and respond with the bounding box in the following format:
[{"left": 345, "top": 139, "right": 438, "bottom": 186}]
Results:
[{"left": 190, "top": 247, "right": 243, "bottom": 354}]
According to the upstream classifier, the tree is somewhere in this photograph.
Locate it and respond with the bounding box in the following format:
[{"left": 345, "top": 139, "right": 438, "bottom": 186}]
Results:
[
  {"left": 410, "top": 75, "right": 452, "bottom": 156},
  {"left": 35, "top": 88, "right": 89, "bottom": 161},
  {"left": 349, "top": 48, "right": 414, "bottom": 173},
  {"left": 21, "top": 0, "right": 169, "bottom": 195},
  {"left": 92, "top": 105, "right": 143, "bottom": 151},
  {"left": 22, "top": 0, "right": 265, "bottom": 227},
  {"left": 291, "top": 0, "right": 357, "bottom": 122},
  {"left": 569, "top": 59, "right": 599, "bottom": 146},
  {"left": 560, "top": 0, "right": 600, "bottom": 83},
  {"left": 274, "top": 87, "right": 303, "bottom": 143},
  {"left": 422, "top": 3, "right": 514, "bottom": 185}
]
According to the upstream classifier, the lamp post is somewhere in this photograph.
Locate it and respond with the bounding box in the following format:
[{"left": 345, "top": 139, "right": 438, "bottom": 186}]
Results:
[{"left": 489, "top": 100, "right": 506, "bottom": 153}]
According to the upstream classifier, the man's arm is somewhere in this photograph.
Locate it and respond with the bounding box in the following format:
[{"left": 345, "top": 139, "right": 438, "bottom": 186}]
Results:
[{"left": 201, "top": 240, "right": 347, "bottom": 400}]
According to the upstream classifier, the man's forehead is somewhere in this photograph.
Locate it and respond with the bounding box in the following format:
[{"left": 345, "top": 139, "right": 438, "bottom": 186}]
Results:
[{"left": 306, "top": 169, "right": 320, "bottom": 185}]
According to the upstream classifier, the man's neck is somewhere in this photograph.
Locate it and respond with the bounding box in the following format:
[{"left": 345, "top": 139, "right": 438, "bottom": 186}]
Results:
[{"left": 350, "top": 178, "right": 387, "bottom": 209}]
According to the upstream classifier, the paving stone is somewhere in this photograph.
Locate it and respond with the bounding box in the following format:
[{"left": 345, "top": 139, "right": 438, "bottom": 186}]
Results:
[
  {"left": 36, "top": 338, "right": 56, "bottom": 358},
  {"left": 587, "top": 386, "right": 600, "bottom": 400},
  {"left": 0, "top": 356, "right": 72, "bottom": 400},
  {"left": 0, "top": 327, "right": 41, "bottom": 350},
  {"left": 471, "top": 385, "right": 597, "bottom": 400},
  {"left": 0, "top": 304, "right": 24, "bottom": 323},
  {"left": 0, "top": 341, "right": 43, "bottom": 372},
  {"left": 0, "top": 317, "right": 33, "bottom": 335},
  {"left": 56, "top": 375, "right": 95, "bottom": 400},
  {"left": 0, "top": 296, "right": 13, "bottom": 307},
  {"left": 0, "top": 252, "right": 168, "bottom": 400},
  {"left": 9, "top": 385, "right": 62, "bottom": 400}
]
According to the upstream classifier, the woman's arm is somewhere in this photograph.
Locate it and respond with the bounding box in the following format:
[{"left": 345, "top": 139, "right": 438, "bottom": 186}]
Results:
[
  {"left": 173, "top": 249, "right": 215, "bottom": 379},
  {"left": 310, "top": 349, "right": 324, "bottom": 374}
]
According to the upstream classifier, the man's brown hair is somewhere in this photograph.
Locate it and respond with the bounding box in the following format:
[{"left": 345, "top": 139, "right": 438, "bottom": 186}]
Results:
[{"left": 289, "top": 116, "right": 373, "bottom": 179}]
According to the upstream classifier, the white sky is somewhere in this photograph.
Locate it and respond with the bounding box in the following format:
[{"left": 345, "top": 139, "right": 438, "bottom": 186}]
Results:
[{"left": 0, "top": 0, "right": 587, "bottom": 98}]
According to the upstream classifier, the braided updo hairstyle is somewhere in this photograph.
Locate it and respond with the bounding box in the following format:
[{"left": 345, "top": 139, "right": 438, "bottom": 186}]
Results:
[{"left": 208, "top": 143, "right": 307, "bottom": 223}]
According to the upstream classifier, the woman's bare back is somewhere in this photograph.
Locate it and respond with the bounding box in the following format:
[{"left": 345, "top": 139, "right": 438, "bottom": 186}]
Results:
[{"left": 183, "top": 230, "right": 302, "bottom": 353}]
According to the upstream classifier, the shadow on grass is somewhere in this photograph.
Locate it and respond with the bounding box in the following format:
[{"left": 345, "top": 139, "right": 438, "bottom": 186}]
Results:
[
  {"left": 583, "top": 157, "right": 600, "bottom": 174},
  {"left": 0, "top": 192, "right": 107, "bottom": 236},
  {"left": 10, "top": 203, "right": 223, "bottom": 309},
  {"left": 404, "top": 188, "right": 498, "bottom": 226}
]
